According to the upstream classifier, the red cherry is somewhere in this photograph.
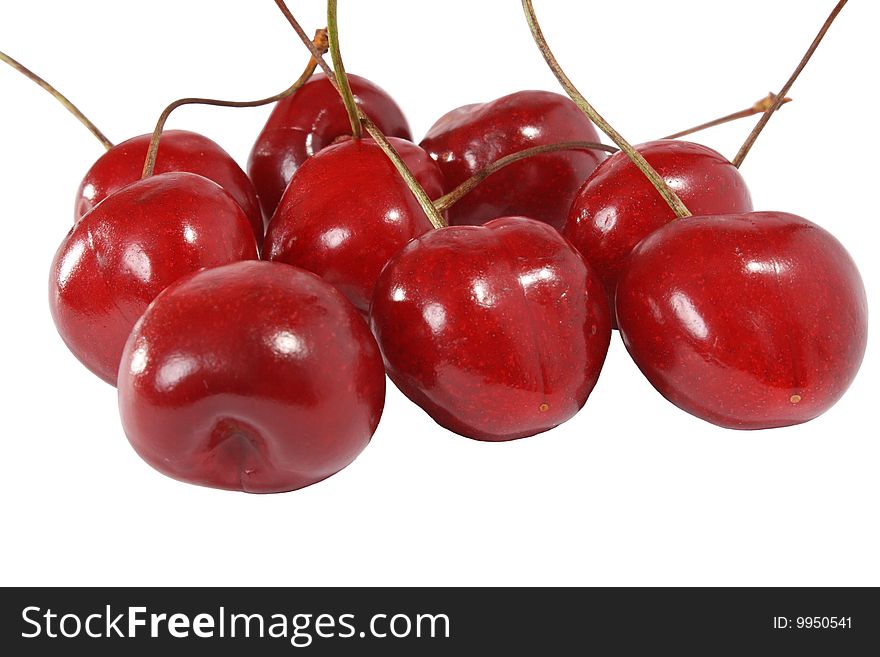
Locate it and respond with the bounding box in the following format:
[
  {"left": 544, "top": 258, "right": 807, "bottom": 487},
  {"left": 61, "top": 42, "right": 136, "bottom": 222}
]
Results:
[
  {"left": 419, "top": 90, "right": 605, "bottom": 230},
  {"left": 50, "top": 172, "right": 259, "bottom": 385},
  {"left": 264, "top": 136, "right": 443, "bottom": 313},
  {"left": 564, "top": 140, "right": 753, "bottom": 313},
  {"left": 616, "top": 211, "right": 867, "bottom": 430},
  {"left": 75, "top": 130, "right": 264, "bottom": 246},
  {"left": 118, "top": 260, "right": 386, "bottom": 493},
  {"left": 248, "top": 72, "right": 411, "bottom": 218},
  {"left": 370, "top": 216, "right": 611, "bottom": 441}
]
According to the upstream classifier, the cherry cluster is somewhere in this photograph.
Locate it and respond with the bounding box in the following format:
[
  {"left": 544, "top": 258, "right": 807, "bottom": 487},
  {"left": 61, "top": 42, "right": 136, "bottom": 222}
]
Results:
[{"left": 15, "top": 1, "right": 866, "bottom": 493}]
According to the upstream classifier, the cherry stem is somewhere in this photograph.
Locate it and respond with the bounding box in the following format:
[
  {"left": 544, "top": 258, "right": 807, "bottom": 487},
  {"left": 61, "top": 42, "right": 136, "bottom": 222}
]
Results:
[
  {"left": 273, "top": 0, "right": 447, "bottom": 229},
  {"left": 0, "top": 50, "right": 113, "bottom": 150},
  {"left": 140, "top": 29, "right": 329, "bottom": 179},
  {"left": 327, "top": 0, "right": 361, "bottom": 139},
  {"left": 435, "top": 140, "right": 617, "bottom": 212},
  {"left": 360, "top": 114, "right": 447, "bottom": 227},
  {"left": 661, "top": 93, "right": 792, "bottom": 140},
  {"left": 521, "top": 0, "right": 691, "bottom": 218},
  {"left": 732, "top": 0, "right": 847, "bottom": 168},
  {"left": 431, "top": 94, "right": 793, "bottom": 210}
]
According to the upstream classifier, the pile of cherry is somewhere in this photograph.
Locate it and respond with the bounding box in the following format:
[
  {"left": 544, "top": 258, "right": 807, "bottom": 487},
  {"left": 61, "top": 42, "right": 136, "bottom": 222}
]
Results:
[{"left": 29, "top": 1, "right": 866, "bottom": 493}]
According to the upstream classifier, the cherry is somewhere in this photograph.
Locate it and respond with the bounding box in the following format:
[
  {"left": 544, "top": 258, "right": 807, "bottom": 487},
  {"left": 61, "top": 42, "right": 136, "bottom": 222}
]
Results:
[
  {"left": 75, "top": 130, "right": 264, "bottom": 245},
  {"left": 615, "top": 211, "right": 867, "bottom": 430},
  {"left": 50, "top": 172, "right": 258, "bottom": 385},
  {"left": 118, "top": 260, "right": 386, "bottom": 493},
  {"left": 248, "top": 72, "right": 411, "bottom": 218},
  {"left": 370, "top": 216, "right": 611, "bottom": 441},
  {"left": 564, "top": 140, "right": 753, "bottom": 312},
  {"left": 419, "top": 90, "right": 605, "bottom": 230},
  {"left": 264, "top": 136, "right": 444, "bottom": 313},
  {"left": 1, "top": 52, "right": 265, "bottom": 243}
]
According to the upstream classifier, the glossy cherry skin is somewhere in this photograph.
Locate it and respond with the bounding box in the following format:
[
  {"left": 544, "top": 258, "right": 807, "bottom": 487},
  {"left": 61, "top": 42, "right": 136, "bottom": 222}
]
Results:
[
  {"left": 370, "top": 216, "right": 611, "bottom": 441},
  {"left": 616, "top": 212, "right": 867, "bottom": 430},
  {"left": 564, "top": 140, "right": 753, "bottom": 313},
  {"left": 264, "top": 136, "right": 444, "bottom": 313},
  {"left": 249, "top": 72, "right": 411, "bottom": 218},
  {"left": 50, "top": 172, "right": 259, "bottom": 385},
  {"left": 76, "top": 130, "right": 264, "bottom": 246},
  {"left": 419, "top": 90, "right": 605, "bottom": 230},
  {"left": 118, "top": 260, "right": 386, "bottom": 493}
]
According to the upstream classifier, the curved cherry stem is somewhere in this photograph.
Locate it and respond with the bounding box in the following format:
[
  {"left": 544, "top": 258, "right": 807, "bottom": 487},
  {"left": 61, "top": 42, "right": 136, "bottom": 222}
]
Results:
[
  {"left": 436, "top": 94, "right": 786, "bottom": 211},
  {"left": 429, "top": 92, "right": 794, "bottom": 211},
  {"left": 140, "top": 29, "right": 329, "bottom": 179},
  {"left": 661, "top": 93, "right": 792, "bottom": 140},
  {"left": 0, "top": 50, "right": 113, "bottom": 150},
  {"left": 521, "top": 0, "right": 690, "bottom": 218},
  {"left": 327, "top": 0, "right": 361, "bottom": 139},
  {"left": 273, "top": 0, "right": 447, "bottom": 229},
  {"left": 435, "top": 140, "right": 617, "bottom": 212},
  {"left": 732, "top": 0, "right": 847, "bottom": 168}
]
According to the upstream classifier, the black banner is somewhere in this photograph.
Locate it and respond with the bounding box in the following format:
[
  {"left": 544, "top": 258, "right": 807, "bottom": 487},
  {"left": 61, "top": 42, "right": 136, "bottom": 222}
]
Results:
[{"left": 1, "top": 587, "right": 877, "bottom": 654}]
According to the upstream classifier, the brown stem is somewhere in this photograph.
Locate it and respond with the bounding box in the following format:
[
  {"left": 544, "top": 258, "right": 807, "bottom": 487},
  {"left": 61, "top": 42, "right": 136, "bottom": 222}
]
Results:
[
  {"left": 327, "top": 0, "right": 361, "bottom": 139},
  {"left": 140, "top": 29, "right": 329, "bottom": 179},
  {"left": 521, "top": 0, "right": 690, "bottom": 218},
  {"left": 435, "top": 141, "right": 618, "bottom": 212},
  {"left": 273, "top": 0, "right": 447, "bottom": 229},
  {"left": 661, "top": 93, "right": 792, "bottom": 140},
  {"left": 0, "top": 50, "right": 113, "bottom": 150},
  {"left": 732, "top": 0, "right": 847, "bottom": 168}
]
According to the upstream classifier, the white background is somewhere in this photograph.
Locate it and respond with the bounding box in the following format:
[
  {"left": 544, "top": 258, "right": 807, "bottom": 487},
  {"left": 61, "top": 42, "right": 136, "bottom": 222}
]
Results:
[{"left": 1, "top": 0, "right": 878, "bottom": 586}]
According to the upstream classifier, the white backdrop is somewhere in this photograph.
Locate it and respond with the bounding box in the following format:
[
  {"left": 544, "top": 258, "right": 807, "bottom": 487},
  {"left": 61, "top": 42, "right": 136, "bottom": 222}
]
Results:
[{"left": 1, "top": 0, "right": 877, "bottom": 586}]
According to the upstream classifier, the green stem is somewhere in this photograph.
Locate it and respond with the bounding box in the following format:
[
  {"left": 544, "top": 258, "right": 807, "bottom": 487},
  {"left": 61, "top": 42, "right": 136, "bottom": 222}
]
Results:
[
  {"left": 521, "top": 0, "right": 690, "bottom": 218},
  {"left": 732, "top": 0, "right": 847, "bottom": 168},
  {"left": 0, "top": 50, "right": 113, "bottom": 150},
  {"left": 361, "top": 116, "right": 446, "bottom": 228},
  {"left": 273, "top": 0, "right": 447, "bottom": 229},
  {"left": 142, "top": 29, "right": 328, "bottom": 179},
  {"left": 327, "top": 0, "right": 361, "bottom": 139}
]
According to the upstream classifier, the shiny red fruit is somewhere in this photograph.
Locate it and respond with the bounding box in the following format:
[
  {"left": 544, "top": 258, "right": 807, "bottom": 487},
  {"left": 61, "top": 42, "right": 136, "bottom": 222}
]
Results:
[
  {"left": 419, "top": 90, "right": 605, "bottom": 230},
  {"left": 76, "top": 130, "right": 264, "bottom": 246},
  {"left": 370, "top": 216, "right": 611, "bottom": 441},
  {"left": 50, "top": 172, "right": 259, "bottom": 385},
  {"left": 616, "top": 211, "right": 867, "bottom": 430},
  {"left": 249, "top": 73, "right": 411, "bottom": 218},
  {"left": 564, "top": 140, "right": 753, "bottom": 310},
  {"left": 264, "top": 136, "right": 443, "bottom": 313},
  {"left": 118, "top": 260, "right": 386, "bottom": 493}
]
